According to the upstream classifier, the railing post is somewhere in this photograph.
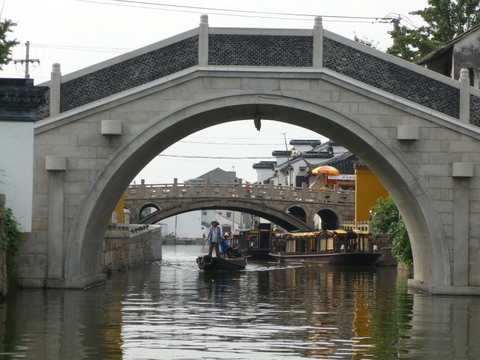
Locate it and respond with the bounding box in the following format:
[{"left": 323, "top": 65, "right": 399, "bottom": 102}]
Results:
[
  {"left": 233, "top": 179, "right": 239, "bottom": 197},
  {"left": 199, "top": 14, "right": 209, "bottom": 66},
  {"left": 459, "top": 68, "right": 470, "bottom": 124},
  {"left": 205, "top": 178, "right": 212, "bottom": 196},
  {"left": 139, "top": 179, "right": 146, "bottom": 198},
  {"left": 313, "top": 16, "right": 323, "bottom": 68},
  {"left": 172, "top": 178, "right": 178, "bottom": 197},
  {"left": 50, "top": 63, "right": 61, "bottom": 116},
  {"left": 301, "top": 182, "right": 307, "bottom": 199},
  {"left": 269, "top": 181, "right": 275, "bottom": 199}
]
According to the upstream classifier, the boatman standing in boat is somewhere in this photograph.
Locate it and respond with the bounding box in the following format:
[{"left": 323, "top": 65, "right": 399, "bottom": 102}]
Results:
[{"left": 207, "top": 219, "right": 223, "bottom": 257}]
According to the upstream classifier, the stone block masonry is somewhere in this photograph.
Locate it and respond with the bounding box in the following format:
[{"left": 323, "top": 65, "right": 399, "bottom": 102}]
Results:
[
  {"left": 102, "top": 225, "right": 162, "bottom": 272},
  {"left": 29, "top": 17, "right": 480, "bottom": 293}
]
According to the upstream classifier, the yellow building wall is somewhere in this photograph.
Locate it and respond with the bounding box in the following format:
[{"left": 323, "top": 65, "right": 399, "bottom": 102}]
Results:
[
  {"left": 355, "top": 167, "right": 388, "bottom": 223},
  {"left": 110, "top": 192, "right": 126, "bottom": 224}
]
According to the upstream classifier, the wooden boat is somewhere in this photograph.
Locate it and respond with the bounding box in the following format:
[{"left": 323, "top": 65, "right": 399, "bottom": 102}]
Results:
[
  {"left": 269, "top": 230, "right": 381, "bottom": 266},
  {"left": 196, "top": 254, "right": 248, "bottom": 270},
  {"left": 237, "top": 224, "right": 281, "bottom": 260}
]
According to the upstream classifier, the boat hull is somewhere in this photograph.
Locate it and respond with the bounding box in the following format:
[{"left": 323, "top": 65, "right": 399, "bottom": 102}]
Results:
[
  {"left": 269, "top": 251, "right": 381, "bottom": 266},
  {"left": 196, "top": 255, "right": 247, "bottom": 270},
  {"left": 241, "top": 248, "right": 273, "bottom": 260}
]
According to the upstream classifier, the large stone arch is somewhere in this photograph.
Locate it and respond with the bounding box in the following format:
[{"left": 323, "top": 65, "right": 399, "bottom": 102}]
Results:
[{"left": 63, "top": 90, "right": 449, "bottom": 289}]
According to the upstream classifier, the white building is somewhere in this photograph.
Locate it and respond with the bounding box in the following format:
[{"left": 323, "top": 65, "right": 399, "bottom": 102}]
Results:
[
  {"left": 0, "top": 79, "right": 47, "bottom": 232},
  {"left": 160, "top": 212, "right": 205, "bottom": 239},
  {"left": 253, "top": 139, "right": 349, "bottom": 187}
]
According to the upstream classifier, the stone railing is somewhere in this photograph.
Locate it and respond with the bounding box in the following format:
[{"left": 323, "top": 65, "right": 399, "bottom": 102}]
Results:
[
  {"left": 341, "top": 220, "right": 370, "bottom": 232},
  {"left": 127, "top": 180, "right": 355, "bottom": 205}
]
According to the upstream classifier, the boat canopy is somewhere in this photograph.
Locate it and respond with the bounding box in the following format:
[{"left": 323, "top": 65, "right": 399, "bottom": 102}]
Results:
[{"left": 276, "top": 229, "right": 371, "bottom": 238}]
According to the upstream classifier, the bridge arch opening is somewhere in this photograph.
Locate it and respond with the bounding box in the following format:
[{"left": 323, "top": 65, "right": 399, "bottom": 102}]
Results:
[
  {"left": 317, "top": 209, "right": 340, "bottom": 230},
  {"left": 139, "top": 200, "right": 308, "bottom": 232},
  {"left": 68, "top": 92, "right": 449, "bottom": 289},
  {"left": 287, "top": 206, "right": 307, "bottom": 223},
  {"left": 139, "top": 203, "right": 161, "bottom": 220}
]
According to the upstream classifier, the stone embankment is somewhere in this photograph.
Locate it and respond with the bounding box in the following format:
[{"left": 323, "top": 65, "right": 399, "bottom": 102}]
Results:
[{"left": 103, "top": 224, "right": 162, "bottom": 272}]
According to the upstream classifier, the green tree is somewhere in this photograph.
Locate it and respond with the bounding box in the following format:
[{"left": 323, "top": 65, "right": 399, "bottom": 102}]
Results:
[
  {"left": 387, "top": 0, "right": 480, "bottom": 62},
  {"left": 0, "top": 19, "right": 19, "bottom": 69},
  {"left": 353, "top": 34, "right": 379, "bottom": 49},
  {"left": 370, "top": 197, "right": 413, "bottom": 265},
  {"left": 0, "top": 205, "right": 23, "bottom": 259}
]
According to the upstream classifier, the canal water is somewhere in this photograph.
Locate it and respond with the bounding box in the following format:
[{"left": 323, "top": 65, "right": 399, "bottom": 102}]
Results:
[{"left": 1, "top": 245, "right": 480, "bottom": 360}]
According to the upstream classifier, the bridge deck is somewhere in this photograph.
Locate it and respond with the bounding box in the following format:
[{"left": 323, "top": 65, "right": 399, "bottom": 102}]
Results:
[
  {"left": 40, "top": 21, "right": 480, "bottom": 126},
  {"left": 126, "top": 182, "right": 355, "bottom": 204}
]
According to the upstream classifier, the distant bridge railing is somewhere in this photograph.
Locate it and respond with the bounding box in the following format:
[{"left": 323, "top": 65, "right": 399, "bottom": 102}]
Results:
[{"left": 126, "top": 180, "right": 355, "bottom": 205}]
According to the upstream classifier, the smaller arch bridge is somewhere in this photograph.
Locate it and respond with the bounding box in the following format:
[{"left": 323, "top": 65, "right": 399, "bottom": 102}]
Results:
[{"left": 125, "top": 180, "right": 355, "bottom": 231}]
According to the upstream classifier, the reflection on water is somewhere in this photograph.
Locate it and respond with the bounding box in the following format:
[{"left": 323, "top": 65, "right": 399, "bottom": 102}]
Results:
[{"left": 0, "top": 245, "right": 480, "bottom": 359}]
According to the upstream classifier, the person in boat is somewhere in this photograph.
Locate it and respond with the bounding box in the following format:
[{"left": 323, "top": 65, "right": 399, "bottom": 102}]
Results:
[
  {"left": 207, "top": 219, "right": 223, "bottom": 257},
  {"left": 219, "top": 232, "right": 230, "bottom": 257},
  {"left": 221, "top": 232, "right": 243, "bottom": 258}
]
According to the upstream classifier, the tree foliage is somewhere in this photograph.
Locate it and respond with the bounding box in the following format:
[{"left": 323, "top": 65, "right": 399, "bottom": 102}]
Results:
[
  {"left": 0, "top": 19, "right": 19, "bottom": 69},
  {"left": 370, "top": 197, "right": 413, "bottom": 265},
  {"left": 387, "top": 0, "right": 480, "bottom": 62},
  {"left": 353, "top": 34, "right": 379, "bottom": 49},
  {"left": 0, "top": 202, "right": 23, "bottom": 258}
]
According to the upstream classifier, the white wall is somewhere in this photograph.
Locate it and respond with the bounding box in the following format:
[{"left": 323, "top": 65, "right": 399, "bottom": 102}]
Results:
[
  {"left": 0, "top": 121, "right": 34, "bottom": 232},
  {"left": 162, "top": 211, "right": 204, "bottom": 238},
  {"left": 255, "top": 168, "right": 273, "bottom": 183}
]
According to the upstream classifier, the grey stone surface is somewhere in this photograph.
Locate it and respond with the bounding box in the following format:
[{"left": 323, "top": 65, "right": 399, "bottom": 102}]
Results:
[{"left": 24, "top": 24, "right": 480, "bottom": 294}]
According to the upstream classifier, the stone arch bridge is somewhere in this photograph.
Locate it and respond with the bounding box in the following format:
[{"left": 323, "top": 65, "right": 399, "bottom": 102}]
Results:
[
  {"left": 124, "top": 180, "right": 355, "bottom": 231},
  {"left": 24, "top": 15, "right": 480, "bottom": 294}
]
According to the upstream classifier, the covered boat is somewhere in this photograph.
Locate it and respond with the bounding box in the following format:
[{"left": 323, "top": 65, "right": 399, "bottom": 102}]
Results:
[
  {"left": 237, "top": 223, "right": 281, "bottom": 260},
  {"left": 269, "top": 230, "right": 381, "bottom": 265},
  {"left": 196, "top": 254, "right": 248, "bottom": 270}
]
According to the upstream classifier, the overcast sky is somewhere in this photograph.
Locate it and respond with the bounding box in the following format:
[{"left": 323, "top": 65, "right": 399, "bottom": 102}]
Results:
[{"left": 1, "top": 0, "right": 428, "bottom": 184}]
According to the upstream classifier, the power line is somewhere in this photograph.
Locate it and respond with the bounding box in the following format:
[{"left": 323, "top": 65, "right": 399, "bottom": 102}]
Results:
[
  {"left": 23, "top": 2, "right": 400, "bottom": 61},
  {"left": 76, "top": 0, "right": 395, "bottom": 23},
  {"left": 109, "top": 0, "right": 387, "bottom": 20},
  {"left": 30, "top": 42, "right": 130, "bottom": 53},
  {"left": 384, "top": 13, "right": 418, "bottom": 29},
  {"left": 75, "top": 0, "right": 308, "bottom": 21},
  {"left": 179, "top": 140, "right": 284, "bottom": 146},
  {"left": 158, "top": 154, "right": 274, "bottom": 160}
]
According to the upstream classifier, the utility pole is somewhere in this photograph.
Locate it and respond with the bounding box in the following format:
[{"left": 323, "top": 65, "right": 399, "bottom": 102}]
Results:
[
  {"left": 281, "top": 132, "right": 292, "bottom": 186},
  {"left": 14, "top": 41, "right": 40, "bottom": 79}
]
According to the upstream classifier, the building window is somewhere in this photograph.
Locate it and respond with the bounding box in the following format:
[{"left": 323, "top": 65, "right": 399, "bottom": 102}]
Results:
[{"left": 226, "top": 211, "right": 232, "bottom": 218}]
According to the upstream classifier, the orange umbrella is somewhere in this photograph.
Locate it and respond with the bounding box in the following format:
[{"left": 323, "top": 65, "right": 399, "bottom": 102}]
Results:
[{"left": 311, "top": 165, "right": 340, "bottom": 175}]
